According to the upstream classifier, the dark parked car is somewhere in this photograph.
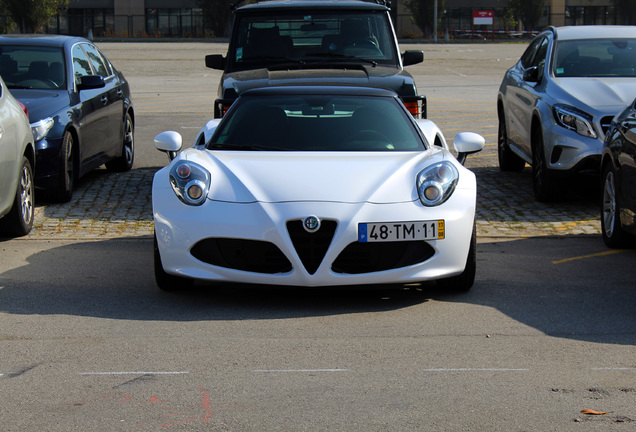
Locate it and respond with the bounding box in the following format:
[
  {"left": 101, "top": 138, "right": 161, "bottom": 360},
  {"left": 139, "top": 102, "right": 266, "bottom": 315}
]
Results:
[
  {"left": 0, "top": 35, "right": 134, "bottom": 202},
  {"left": 205, "top": 0, "right": 426, "bottom": 120},
  {"left": 497, "top": 25, "right": 636, "bottom": 202},
  {"left": 601, "top": 98, "right": 636, "bottom": 247}
]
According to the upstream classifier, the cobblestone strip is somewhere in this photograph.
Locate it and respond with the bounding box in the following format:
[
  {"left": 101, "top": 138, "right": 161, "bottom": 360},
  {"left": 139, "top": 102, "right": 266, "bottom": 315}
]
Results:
[{"left": 26, "top": 166, "right": 601, "bottom": 240}]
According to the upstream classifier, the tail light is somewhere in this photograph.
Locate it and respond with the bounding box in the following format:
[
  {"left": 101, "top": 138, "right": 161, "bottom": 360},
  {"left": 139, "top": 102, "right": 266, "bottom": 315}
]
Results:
[{"left": 18, "top": 100, "right": 28, "bottom": 119}]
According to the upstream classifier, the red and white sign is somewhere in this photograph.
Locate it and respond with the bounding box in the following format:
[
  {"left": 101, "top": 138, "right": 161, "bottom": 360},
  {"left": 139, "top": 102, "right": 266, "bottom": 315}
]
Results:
[{"left": 473, "top": 10, "right": 494, "bottom": 26}]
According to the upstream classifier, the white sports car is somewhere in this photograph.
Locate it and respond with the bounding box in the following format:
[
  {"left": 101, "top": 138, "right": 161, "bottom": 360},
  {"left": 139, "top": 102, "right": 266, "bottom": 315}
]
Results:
[{"left": 152, "top": 86, "right": 484, "bottom": 291}]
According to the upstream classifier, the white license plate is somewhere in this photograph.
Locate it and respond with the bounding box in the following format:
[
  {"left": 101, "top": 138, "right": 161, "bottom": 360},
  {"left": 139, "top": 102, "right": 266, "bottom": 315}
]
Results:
[{"left": 358, "top": 220, "right": 445, "bottom": 242}]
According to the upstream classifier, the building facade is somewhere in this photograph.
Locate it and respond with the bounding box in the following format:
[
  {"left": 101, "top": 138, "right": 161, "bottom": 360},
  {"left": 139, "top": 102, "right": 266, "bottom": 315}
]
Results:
[{"left": 49, "top": 0, "right": 632, "bottom": 39}]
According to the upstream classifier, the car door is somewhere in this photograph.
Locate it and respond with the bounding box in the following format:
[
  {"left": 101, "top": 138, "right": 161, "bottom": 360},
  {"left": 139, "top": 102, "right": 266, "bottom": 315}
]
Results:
[
  {"left": 505, "top": 35, "right": 550, "bottom": 158},
  {"left": 617, "top": 105, "right": 636, "bottom": 229},
  {"left": 72, "top": 43, "right": 109, "bottom": 164},
  {"left": 82, "top": 43, "right": 123, "bottom": 155}
]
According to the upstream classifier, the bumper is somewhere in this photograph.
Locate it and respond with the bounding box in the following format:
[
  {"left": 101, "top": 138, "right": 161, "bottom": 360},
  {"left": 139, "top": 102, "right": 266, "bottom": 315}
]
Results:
[
  {"left": 34, "top": 136, "right": 64, "bottom": 189},
  {"left": 153, "top": 178, "right": 476, "bottom": 288},
  {"left": 543, "top": 125, "right": 603, "bottom": 173}
]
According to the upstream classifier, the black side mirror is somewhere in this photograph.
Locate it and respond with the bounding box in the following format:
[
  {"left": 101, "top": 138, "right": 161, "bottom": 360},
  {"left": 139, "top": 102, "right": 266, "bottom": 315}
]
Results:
[
  {"left": 402, "top": 50, "right": 424, "bottom": 67},
  {"left": 205, "top": 54, "right": 226, "bottom": 70},
  {"left": 523, "top": 66, "right": 541, "bottom": 83},
  {"left": 77, "top": 75, "right": 105, "bottom": 90}
]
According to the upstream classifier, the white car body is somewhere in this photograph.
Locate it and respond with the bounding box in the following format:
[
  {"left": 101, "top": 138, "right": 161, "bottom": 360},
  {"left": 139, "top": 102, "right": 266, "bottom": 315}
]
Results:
[{"left": 153, "top": 86, "right": 483, "bottom": 289}]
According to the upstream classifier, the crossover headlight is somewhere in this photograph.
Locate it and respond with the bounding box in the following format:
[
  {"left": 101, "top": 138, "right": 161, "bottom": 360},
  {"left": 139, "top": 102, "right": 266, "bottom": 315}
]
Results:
[
  {"left": 417, "top": 161, "right": 459, "bottom": 206},
  {"left": 31, "top": 117, "right": 54, "bottom": 142},
  {"left": 553, "top": 105, "right": 597, "bottom": 138},
  {"left": 169, "top": 161, "right": 211, "bottom": 206}
]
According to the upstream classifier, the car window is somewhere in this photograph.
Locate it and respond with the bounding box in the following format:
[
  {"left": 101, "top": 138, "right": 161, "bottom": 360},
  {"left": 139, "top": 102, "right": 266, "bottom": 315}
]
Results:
[
  {"left": 0, "top": 45, "right": 66, "bottom": 90},
  {"left": 81, "top": 43, "right": 111, "bottom": 78},
  {"left": 230, "top": 10, "right": 397, "bottom": 70},
  {"left": 72, "top": 44, "right": 93, "bottom": 85},
  {"left": 209, "top": 94, "right": 424, "bottom": 151},
  {"left": 519, "top": 36, "right": 544, "bottom": 69},
  {"left": 554, "top": 38, "right": 636, "bottom": 77}
]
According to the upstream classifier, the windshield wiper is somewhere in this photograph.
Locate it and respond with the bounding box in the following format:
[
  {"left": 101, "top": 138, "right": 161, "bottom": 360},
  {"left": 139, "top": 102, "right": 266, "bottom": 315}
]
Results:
[
  {"left": 241, "top": 55, "right": 305, "bottom": 64},
  {"left": 209, "top": 143, "right": 290, "bottom": 151}
]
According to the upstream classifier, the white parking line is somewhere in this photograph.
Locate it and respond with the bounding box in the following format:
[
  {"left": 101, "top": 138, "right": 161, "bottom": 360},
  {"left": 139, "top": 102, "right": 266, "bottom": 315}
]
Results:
[
  {"left": 252, "top": 369, "right": 349, "bottom": 373},
  {"left": 78, "top": 371, "right": 190, "bottom": 375},
  {"left": 421, "top": 368, "right": 529, "bottom": 372}
]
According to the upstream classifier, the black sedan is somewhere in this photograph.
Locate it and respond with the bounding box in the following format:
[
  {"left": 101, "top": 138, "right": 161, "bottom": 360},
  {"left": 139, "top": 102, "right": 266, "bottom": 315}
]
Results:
[
  {"left": 601, "top": 98, "right": 636, "bottom": 247},
  {"left": 0, "top": 35, "right": 134, "bottom": 202}
]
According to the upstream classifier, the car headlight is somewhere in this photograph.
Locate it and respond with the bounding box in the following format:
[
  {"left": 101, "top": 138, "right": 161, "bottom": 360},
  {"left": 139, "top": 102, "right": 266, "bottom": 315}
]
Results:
[
  {"left": 169, "top": 161, "right": 211, "bottom": 206},
  {"left": 31, "top": 117, "right": 54, "bottom": 142},
  {"left": 417, "top": 161, "right": 459, "bottom": 206},
  {"left": 553, "top": 105, "right": 597, "bottom": 138}
]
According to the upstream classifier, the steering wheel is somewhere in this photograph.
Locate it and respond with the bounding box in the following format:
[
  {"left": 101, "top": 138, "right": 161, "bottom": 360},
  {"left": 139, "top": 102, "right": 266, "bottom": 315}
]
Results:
[
  {"left": 17, "top": 78, "right": 60, "bottom": 89},
  {"left": 352, "top": 38, "right": 378, "bottom": 48}
]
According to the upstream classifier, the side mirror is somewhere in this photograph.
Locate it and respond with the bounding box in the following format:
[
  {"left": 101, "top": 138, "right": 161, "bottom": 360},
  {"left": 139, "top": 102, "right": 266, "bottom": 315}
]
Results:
[
  {"left": 154, "top": 131, "right": 183, "bottom": 161},
  {"left": 523, "top": 66, "right": 540, "bottom": 83},
  {"left": 453, "top": 132, "right": 485, "bottom": 165},
  {"left": 205, "top": 54, "right": 226, "bottom": 70},
  {"left": 77, "top": 75, "right": 105, "bottom": 90},
  {"left": 402, "top": 50, "right": 424, "bottom": 66}
]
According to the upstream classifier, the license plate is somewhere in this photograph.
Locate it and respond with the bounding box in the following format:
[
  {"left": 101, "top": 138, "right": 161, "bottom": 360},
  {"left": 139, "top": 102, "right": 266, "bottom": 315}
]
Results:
[{"left": 358, "top": 220, "right": 444, "bottom": 242}]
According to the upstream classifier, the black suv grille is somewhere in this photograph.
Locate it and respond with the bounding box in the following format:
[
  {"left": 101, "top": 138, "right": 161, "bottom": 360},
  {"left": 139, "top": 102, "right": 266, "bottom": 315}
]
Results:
[
  {"left": 286, "top": 220, "right": 337, "bottom": 275},
  {"left": 601, "top": 115, "right": 614, "bottom": 136},
  {"left": 190, "top": 238, "right": 292, "bottom": 274},
  {"left": 332, "top": 241, "right": 435, "bottom": 274}
]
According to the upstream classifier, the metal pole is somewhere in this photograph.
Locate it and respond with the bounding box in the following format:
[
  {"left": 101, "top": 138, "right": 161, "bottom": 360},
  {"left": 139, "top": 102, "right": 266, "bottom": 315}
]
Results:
[{"left": 434, "top": 0, "right": 438, "bottom": 42}]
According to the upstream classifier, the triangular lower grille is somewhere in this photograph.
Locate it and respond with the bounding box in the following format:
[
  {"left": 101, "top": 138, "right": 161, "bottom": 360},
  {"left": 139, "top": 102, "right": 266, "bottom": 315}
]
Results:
[{"left": 286, "top": 220, "right": 337, "bottom": 275}]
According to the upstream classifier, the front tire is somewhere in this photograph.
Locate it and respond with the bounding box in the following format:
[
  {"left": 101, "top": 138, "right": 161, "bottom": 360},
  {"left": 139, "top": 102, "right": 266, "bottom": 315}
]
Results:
[
  {"left": 437, "top": 224, "right": 476, "bottom": 292},
  {"left": 50, "top": 131, "right": 74, "bottom": 203},
  {"left": 497, "top": 111, "right": 525, "bottom": 172},
  {"left": 0, "top": 156, "right": 34, "bottom": 237},
  {"left": 531, "top": 126, "right": 560, "bottom": 202},
  {"left": 601, "top": 163, "right": 632, "bottom": 248},
  {"left": 154, "top": 233, "right": 194, "bottom": 291}
]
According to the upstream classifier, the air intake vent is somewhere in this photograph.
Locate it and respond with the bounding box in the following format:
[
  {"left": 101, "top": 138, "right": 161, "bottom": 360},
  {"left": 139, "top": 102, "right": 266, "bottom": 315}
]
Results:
[
  {"left": 286, "top": 220, "right": 337, "bottom": 275},
  {"left": 332, "top": 241, "right": 435, "bottom": 274},
  {"left": 601, "top": 116, "right": 614, "bottom": 137},
  {"left": 190, "top": 238, "right": 292, "bottom": 274}
]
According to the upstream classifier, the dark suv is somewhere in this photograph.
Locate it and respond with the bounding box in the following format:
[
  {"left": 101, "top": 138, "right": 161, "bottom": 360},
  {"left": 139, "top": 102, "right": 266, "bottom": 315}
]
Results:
[{"left": 206, "top": 0, "right": 426, "bottom": 118}]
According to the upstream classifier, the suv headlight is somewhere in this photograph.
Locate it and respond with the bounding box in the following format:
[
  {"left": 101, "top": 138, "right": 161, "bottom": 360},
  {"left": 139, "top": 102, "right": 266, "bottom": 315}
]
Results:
[
  {"left": 31, "top": 117, "right": 54, "bottom": 142},
  {"left": 417, "top": 161, "right": 459, "bottom": 206},
  {"left": 553, "top": 105, "right": 597, "bottom": 138},
  {"left": 169, "top": 161, "right": 211, "bottom": 206}
]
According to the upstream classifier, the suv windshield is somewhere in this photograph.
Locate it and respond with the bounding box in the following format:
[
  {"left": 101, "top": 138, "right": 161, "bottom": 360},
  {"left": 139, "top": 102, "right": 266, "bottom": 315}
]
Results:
[
  {"left": 554, "top": 38, "right": 636, "bottom": 77},
  {"left": 209, "top": 94, "right": 424, "bottom": 151},
  {"left": 0, "top": 46, "right": 66, "bottom": 89},
  {"left": 228, "top": 10, "right": 398, "bottom": 71}
]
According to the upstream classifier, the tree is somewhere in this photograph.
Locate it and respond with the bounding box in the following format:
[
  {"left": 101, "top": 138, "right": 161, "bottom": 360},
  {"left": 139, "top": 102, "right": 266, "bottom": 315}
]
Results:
[
  {"left": 507, "top": 0, "right": 546, "bottom": 32},
  {"left": 405, "top": 0, "right": 445, "bottom": 38},
  {"left": 0, "top": 0, "right": 68, "bottom": 33},
  {"left": 197, "top": 0, "right": 234, "bottom": 38}
]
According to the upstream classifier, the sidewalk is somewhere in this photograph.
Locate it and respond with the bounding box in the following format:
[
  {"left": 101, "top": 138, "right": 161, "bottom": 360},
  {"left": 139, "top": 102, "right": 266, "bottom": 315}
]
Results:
[{"left": 28, "top": 166, "right": 601, "bottom": 240}]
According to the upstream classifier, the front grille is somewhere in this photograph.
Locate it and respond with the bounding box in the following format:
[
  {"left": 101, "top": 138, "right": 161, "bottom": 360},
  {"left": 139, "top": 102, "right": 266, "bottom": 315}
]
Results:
[
  {"left": 190, "top": 238, "right": 292, "bottom": 274},
  {"left": 332, "top": 241, "right": 435, "bottom": 274},
  {"left": 286, "top": 220, "right": 337, "bottom": 275}
]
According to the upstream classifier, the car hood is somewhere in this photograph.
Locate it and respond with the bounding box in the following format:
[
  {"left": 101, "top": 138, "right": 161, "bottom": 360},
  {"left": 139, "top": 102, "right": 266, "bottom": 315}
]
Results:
[
  {"left": 10, "top": 89, "right": 69, "bottom": 123},
  {"left": 182, "top": 149, "right": 449, "bottom": 204},
  {"left": 552, "top": 78, "right": 636, "bottom": 112},
  {"left": 219, "top": 66, "right": 418, "bottom": 98}
]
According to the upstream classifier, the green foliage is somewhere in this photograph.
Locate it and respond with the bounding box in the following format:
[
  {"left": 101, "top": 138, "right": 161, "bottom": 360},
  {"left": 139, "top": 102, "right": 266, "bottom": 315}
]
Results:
[
  {"left": 405, "top": 0, "right": 445, "bottom": 38},
  {"left": 0, "top": 0, "right": 68, "bottom": 33},
  {"left": 196, "top": 0, "right": 234, "bottom": 38},
  {"left": 507, "top": 0, "right": 546, "bottom": 31}
]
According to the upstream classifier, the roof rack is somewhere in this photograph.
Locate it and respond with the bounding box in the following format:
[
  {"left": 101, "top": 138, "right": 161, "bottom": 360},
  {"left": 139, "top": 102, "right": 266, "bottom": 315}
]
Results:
[{"left": 230, "top": 0, "right": 391, "bottom": 12}]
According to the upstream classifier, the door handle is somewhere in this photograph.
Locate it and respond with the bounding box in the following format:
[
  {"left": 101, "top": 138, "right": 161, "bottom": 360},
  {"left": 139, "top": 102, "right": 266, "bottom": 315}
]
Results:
[{"left": 101, "top": 95, "right": 108, "bottom": 104}]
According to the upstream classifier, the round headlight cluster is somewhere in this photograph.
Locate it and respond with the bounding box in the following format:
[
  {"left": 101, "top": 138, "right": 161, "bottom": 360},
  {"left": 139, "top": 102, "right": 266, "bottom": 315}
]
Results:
[
  {"left": 169, "top": 161, "right": 211, "bottom": 206},
  {"left": 417, "top": 161, "right": 459, "bottom": 207}
]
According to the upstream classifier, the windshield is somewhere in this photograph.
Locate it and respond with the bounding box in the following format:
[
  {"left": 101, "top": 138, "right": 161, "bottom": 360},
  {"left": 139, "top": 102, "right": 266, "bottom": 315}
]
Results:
[
  {"left": 229, "top": 10, "right": 397, "bottom": 71},
  {"left": 554, "top": 38, "right": 636, "bottom": 77},
  {"left": 208, "top": 94, "right": 425, "bottom": 151},
  {"left": 0, "top": 45, "right": 66, "bottom": 89}
]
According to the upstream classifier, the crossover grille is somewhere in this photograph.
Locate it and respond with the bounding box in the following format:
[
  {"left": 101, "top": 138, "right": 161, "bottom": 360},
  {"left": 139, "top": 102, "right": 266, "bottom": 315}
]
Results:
[
  {"left": 190, "top": 238, "right": 292, "bottom": 274},
  {"left": 286, "top": 220, "right": 337, "bottom": 275},
  {"left": 332, "top": 241, "right": 435, "bottom": 274}
]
